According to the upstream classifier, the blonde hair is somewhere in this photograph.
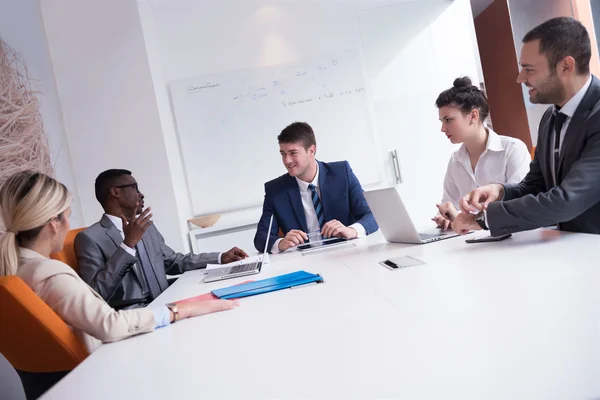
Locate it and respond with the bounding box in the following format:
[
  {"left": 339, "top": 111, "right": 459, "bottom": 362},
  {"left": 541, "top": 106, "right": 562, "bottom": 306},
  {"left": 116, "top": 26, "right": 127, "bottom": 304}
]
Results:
[{"left": 0, "top": 171, "right": 71, "bottom": 276}]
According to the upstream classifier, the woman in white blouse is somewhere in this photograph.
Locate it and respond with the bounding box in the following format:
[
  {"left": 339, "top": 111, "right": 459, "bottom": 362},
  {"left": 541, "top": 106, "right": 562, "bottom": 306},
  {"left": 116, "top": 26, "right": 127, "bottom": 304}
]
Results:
[
  {"left": 0, "top": 171, "right": 238, "bottom": 352},
  {"left": 433, "top": 77, "right": 531, "bottom": 229}
]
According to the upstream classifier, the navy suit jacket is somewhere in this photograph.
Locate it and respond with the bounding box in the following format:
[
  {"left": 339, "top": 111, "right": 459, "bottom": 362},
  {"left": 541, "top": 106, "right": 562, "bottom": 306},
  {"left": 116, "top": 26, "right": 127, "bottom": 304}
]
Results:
[{"left": 254, "top": 160, "right": 378, "bottom": 252}]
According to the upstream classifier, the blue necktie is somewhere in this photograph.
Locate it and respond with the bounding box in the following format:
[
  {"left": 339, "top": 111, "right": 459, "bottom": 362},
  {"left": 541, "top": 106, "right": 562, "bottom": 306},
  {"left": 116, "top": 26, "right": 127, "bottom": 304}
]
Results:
[{"left": 308, "top": 184, "right": 324, "bottom": 228}]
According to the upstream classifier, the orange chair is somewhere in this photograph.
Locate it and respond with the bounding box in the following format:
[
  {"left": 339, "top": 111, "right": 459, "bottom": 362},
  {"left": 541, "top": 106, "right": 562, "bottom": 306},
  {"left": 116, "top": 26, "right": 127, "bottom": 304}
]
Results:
[
  {"left": 0, "top": 276, "right": 89, "bottom": 399},
  {"left": 530, "top": 145, "right": 536, "bottom": 159},
  {"left": 50, "top": 227, "right": 86, "bottom": 274}
]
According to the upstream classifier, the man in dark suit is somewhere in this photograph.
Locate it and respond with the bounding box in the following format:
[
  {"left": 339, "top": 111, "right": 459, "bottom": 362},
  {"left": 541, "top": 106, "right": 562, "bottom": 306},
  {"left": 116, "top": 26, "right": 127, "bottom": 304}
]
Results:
[
  {"left": 75, "top": 169, "right": 248, "bottom": 307},
  {"left": 453, "top": 17, "right": 600, "bottom": 236},
  {"left": 254, "top": 122, "right": 378, "bottom": 253}
]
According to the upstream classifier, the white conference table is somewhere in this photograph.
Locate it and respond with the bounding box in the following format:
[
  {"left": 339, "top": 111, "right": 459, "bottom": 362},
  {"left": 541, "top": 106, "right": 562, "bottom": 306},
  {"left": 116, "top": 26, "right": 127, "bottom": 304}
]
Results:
[{"left": 41, "top": 229, "right": 600, "bottom": 399}]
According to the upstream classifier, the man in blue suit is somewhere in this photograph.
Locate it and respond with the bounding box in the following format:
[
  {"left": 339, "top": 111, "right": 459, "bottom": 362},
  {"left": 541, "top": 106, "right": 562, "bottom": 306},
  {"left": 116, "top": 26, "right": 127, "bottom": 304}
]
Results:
[{"left": 254, "top": 122, "right": 378, "bottom": 252}]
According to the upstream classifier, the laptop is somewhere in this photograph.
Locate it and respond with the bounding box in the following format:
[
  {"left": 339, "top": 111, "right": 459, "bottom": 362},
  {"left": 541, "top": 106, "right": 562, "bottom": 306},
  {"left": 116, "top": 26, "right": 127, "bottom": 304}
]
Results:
[
  {"left": 203, "top": 215, "right": 273, "bottom": 283},
  {"left": 363, "top": 187, "right": 459, "bottom": 244}
]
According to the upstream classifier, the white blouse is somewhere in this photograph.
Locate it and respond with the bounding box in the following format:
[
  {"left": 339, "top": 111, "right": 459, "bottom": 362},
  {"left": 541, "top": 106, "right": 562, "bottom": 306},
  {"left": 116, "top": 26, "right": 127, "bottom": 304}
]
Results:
[{"left": 441, "top": 129, "right": 531, "bottom": 207}]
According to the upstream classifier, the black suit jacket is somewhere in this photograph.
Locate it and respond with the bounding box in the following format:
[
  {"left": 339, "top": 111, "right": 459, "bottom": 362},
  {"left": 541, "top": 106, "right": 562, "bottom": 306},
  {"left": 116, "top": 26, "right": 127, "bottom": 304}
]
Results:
[{"left": 487, "top": 75, "right": 600, "bottom": 236}]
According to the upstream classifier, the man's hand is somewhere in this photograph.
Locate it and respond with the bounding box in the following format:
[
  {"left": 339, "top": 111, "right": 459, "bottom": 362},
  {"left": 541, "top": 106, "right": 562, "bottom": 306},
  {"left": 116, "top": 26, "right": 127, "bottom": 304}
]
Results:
[
  {"left": 121, "top": 203, "right": 153, "bottom": 248},
  {"left": 437, "top": 202, "right": 458, "bottom": 221},
  {"left": 459, "top": 184, "right": 504, "bottom": 214},
  {"left": 432, "top": 215, "right": 451, "bottom": 230},
  {"left": 452, "top": 213, "right": 482, "bottom": 235},
  {"left": 221, "top": 247, "right": 249, "bottom": 264},
  {"left": 278, "top": 229, "right": 308, "bottom": 251},
  {"left": 321, "top": 220, "right": 357, "bottom": 239},
  {"left": 432, "top": 202, "right": 458, "bottom": 230}
]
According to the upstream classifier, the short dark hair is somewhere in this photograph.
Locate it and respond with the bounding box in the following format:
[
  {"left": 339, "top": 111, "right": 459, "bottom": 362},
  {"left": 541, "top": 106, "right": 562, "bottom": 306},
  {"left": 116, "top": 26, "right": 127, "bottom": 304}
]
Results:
[
  {"left": 435, "top": 76, "right": 490, "bottom": 122},
  {"left": 523, "top": 17, "right": 591, "bottom": 75},
  {"left": 277, "top": 122, "right": 316, "bottom": 150},
  {"left": 95, "top": 169, "right": 132, "bottom": 207}
]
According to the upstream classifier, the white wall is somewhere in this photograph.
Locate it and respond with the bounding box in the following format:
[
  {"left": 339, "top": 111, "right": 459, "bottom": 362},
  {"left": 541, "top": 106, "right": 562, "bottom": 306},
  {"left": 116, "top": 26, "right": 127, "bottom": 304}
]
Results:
[
  {"left": 40, "top": 0, "right": 188, "bottom": 251},
  {"left": 138, "top": 2, "right": 194, "bottom": 248},
  {"left": 0, "top": 0, "right": 83, "bottom": 228},
  {"left": 359, "top": 0, "right": 482, "bottom": 227}
]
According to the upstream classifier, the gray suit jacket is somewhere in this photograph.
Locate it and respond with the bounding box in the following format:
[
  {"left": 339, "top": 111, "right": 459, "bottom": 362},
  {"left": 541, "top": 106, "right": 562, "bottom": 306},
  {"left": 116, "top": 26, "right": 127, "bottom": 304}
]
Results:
[
  {"left": 487, "top": 75, "right": 600, "bottom": 236},
  {"left": 75, "top": 215, "right": 219, "bottom": 304}
]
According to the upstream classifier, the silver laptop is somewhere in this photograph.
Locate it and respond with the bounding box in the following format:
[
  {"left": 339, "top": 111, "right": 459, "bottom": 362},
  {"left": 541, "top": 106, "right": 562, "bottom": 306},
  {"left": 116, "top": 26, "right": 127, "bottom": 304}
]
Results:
[
  {"left": 203, "top": 215, "right": 273, "bottom": 283},
  {"left": 364, "top": 187, "right": 459, "bottom": 244}
]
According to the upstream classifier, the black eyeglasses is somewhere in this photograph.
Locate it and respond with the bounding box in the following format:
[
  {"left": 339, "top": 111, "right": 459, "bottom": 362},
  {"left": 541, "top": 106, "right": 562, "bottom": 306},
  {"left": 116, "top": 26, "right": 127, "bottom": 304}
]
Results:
[{"left": 113, "top": 183, "right": 139, "bottom": 192}]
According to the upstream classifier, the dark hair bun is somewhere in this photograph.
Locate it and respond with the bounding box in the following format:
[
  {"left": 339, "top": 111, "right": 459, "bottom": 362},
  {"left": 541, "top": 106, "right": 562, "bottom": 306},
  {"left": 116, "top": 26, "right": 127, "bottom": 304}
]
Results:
[
  {"left": 435, "top": 76, "right": 489, "bottom": 122},
  {"left": 453, "top": 76, "right": 473, "bottom": 89}
]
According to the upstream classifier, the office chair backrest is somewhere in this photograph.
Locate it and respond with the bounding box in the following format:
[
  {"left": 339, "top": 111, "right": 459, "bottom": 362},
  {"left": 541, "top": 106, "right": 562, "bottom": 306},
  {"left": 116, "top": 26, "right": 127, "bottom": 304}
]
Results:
[
  {"left": 50, "top": 227, "right": 86, "bottom": 274},
  {"left": 0, "top": 276, "right": 89, "bottom": 373}
]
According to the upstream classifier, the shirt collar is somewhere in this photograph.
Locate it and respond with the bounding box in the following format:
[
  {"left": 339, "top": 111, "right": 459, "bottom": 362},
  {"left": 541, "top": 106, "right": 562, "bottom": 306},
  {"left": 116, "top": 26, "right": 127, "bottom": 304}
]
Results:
[
  {"left": 485, "top": 128, "right": 504, "bottom": 152},
  {"left": 554, "top": 75, "right": 592, "bottom": 118},
  {"left": 458, "top": 127, "right": 504, "bottom": 158},
  {"left": 105, "top": 213, "right": 124, "bottom": 232},
  {"left": 295, "top": 162, "right": 320, "bottom": 192}
]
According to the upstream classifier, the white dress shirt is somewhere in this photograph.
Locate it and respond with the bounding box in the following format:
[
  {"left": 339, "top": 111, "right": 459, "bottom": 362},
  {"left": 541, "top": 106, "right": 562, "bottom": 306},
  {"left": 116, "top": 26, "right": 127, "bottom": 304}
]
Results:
[
  {"left": 441, "top": 128, "right": 531, "bottom": 208},
  {"left": 550, "top": 75, "right": 592, "bottom": 184},
  {"left": 271, "top": 163, "right": 366, "bottom": 253}
]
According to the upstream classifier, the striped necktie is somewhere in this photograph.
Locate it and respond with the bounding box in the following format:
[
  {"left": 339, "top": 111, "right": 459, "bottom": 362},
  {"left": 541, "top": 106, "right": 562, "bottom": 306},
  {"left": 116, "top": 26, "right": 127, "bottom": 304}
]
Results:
[{"left": 308, "top": 183, "right": 324, "bottom": 228}]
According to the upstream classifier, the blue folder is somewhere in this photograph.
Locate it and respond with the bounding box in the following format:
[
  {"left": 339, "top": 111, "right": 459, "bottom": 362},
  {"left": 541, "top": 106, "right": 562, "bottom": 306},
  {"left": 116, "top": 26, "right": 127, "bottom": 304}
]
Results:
[{"left": 211, "top": 270, "right": 323, "bottom": 299}]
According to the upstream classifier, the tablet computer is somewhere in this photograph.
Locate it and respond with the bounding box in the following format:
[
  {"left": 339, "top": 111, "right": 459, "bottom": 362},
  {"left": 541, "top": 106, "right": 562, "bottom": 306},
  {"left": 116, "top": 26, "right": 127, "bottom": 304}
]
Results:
[{"left": 296, "top": 237, "right": 350, "bottom": 251}]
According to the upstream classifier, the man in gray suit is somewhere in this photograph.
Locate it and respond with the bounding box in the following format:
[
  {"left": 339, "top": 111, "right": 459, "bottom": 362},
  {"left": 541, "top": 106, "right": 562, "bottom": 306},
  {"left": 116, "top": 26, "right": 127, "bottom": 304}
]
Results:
[
  {"left": 453, "top": 17, "right": 600, "bottom": 236},
  {"left": 75, "top": 169, "right": 248, "bottom": 308}
]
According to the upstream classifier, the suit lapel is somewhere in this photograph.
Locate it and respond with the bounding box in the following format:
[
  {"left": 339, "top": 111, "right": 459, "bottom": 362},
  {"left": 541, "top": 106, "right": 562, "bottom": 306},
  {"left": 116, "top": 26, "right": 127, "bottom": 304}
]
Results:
[
  {"left": 559, "top": 76, "right": 600, "bottom": 170},
  {"left": 100, "top": 214, "right": 125, "bottom": 248},
  {"left": 285, "top": 175, "right": 308, "bottom": 232},
  {"left": 100, "top": 214, "right": 147, "bottom": 293},
  {"left": 318, "top": 161, "right": 332, "bottom": 222}
]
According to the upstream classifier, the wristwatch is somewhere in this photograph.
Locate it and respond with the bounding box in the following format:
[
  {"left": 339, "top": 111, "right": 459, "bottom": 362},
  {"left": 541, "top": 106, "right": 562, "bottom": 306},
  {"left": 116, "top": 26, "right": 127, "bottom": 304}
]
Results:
[
  {"left": 475, "top": 211, "right": 488, "bottom": 230},
  {"left": 166, "top": 303, "right": 180, "bottom": 323}
]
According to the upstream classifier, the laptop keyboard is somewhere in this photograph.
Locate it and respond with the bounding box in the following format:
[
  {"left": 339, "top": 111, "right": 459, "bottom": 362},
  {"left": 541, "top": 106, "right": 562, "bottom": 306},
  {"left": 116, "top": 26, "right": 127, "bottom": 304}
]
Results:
[
  {"left": 419, "top": 233, "right": 442, "bottom": 240},
  {"left": 228, "top": 261, "right": 262, "bottom": 275}
]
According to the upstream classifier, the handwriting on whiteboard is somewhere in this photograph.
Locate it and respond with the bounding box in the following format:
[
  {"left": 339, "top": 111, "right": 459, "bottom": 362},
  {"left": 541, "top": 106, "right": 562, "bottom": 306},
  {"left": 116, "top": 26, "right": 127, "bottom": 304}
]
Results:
[
  {"left": 186, "top": 82, "right": 221, "bottom": 93},
  {"left": 281, "top": 88, "right": 365, "bottom": 108}
]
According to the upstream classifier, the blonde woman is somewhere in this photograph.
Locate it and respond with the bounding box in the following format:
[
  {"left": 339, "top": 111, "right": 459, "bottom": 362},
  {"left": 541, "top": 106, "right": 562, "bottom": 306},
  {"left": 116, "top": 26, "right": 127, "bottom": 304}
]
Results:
[{"left": 0, "top": 171, "right": 238, "bottom": 352}]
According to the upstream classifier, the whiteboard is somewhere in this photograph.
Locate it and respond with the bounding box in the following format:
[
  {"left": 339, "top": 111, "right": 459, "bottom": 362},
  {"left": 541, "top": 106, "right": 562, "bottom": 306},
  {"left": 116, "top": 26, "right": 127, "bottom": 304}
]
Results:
[{"left": 169, "top": 51, "right": 381, "bottom": 216}]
